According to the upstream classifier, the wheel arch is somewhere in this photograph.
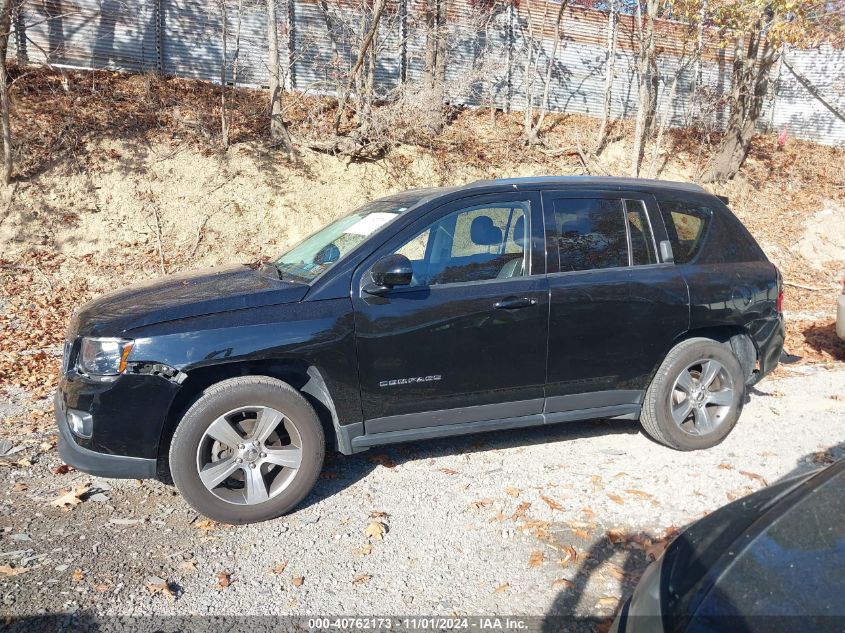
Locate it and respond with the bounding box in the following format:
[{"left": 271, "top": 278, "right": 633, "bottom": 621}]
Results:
[
  {"left": 157, "top": 359, "right": 343, "bottom": 478},
  {"left": 651, "top": 325, "right": 759, "bottom": 387}
]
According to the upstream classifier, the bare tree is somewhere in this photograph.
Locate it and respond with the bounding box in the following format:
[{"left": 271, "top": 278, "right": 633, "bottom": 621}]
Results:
[
  {"left": 266, "top": 0, "right": 293, "bottom": 154},
  {"left": 630, "top": 0, "right": 659, "bottom": 177},
  {"left": 521, "top": 0, "right": 568, "bottom": 146},
  {"left": 332, "top": 0, "right": 387, "bottom": 133},
  {"left": 0, "top": 0, "right": 11, "bottom": 185},
  {"left": 594, "top": 0, "right": 617, "bottom": 154},
  {"left": 700, "top": 27, "right": 778, "bottom": 182},
  {"left": 422, "top": 0, "right": 448, "bottom": 133},
  {"left": 219, "top": 1, "right": 230, "bottom": 149},
  {"left": 648, "top": 44, "right": 697, "bottom": 178}
]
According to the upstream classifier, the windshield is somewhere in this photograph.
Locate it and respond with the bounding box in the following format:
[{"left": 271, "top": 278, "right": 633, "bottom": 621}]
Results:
[{"left": 274, "top": 197, "right": 419, "bottom": 282}]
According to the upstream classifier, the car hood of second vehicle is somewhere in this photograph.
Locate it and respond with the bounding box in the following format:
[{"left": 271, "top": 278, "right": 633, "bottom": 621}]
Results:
[{"left": 68, "top": 265, "right": 309, "bottom": 337}]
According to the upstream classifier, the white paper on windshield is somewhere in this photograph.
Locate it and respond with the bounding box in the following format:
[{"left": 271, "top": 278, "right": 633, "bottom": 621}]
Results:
[{"left": 344, "top": 212, "right": 398, "bottom": 236}]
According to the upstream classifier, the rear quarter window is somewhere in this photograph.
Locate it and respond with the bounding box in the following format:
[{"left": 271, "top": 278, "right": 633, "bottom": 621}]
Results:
[
  {"left": 656, "top": 198, "right": 711, "bottom": 264},
  {"left": 657, "top": 195, "right": 767, "bottom": 265}
]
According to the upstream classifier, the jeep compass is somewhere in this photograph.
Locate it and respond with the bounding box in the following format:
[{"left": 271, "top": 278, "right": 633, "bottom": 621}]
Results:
[{"left": 56, "top": 177, "right": 785, "bottom": 524}]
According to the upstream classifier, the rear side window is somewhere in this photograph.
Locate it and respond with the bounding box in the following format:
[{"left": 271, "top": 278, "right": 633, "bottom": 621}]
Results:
[
  {"left": 552, "top": 198, "right": 658, "bottom": 272},
  {"left": 657, "top": 199, "right": 711, "bottom": 264}
]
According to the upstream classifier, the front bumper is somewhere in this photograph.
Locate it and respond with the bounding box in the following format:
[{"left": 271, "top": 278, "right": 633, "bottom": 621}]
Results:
[{"left": 55, "top": 391, "right": 157, "bottom": 478}]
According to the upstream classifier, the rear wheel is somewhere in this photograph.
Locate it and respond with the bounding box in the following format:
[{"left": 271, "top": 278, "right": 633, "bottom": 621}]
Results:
[
  {"left": 169, "top": 376, "right": 324, "bottom": 524},
  {"left": 641, "top": 338, "right": 745, "bottom": 451}
]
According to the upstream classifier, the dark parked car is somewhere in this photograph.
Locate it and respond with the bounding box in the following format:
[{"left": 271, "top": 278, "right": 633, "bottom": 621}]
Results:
[
  {"left": 611, "top": 459, "right": 845, "bottom": 633},
  {"left": 56, "top": 177, "right": 784, "bottom": 523}
]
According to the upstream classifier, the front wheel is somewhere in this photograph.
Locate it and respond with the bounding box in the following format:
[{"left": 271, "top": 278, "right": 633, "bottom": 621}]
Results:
[
  {"left": 169, "top": 376, "right": 324, "bottom": 524},
  {"left": 641, "top": 338, "right": 745, "bottom": 451}
]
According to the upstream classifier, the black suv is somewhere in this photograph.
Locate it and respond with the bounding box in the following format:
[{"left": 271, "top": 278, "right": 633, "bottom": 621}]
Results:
[{"left": 56, "top": 177, "right": 784, "bottom": 524}]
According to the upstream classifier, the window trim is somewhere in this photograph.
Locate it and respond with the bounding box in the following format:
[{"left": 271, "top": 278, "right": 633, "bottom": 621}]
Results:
[
  {"left": 354, "top": 191, "right": 545, "bottom": 297},
  {"left": 622, "top": 198, "right": 659, "bottom": 267}
]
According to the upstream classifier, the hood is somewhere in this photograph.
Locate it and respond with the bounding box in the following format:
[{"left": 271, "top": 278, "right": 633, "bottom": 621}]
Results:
[{"left": 69, "top": 265, "right": 309, "bottom": 337}]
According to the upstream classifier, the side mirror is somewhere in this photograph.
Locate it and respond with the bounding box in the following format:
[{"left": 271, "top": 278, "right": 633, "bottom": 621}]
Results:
[
  {"left": 659, "top": 240, "right": 675, "bottom": 263},
  {"left": 364, "top": 254, "right": 413, "bottom": 295}
]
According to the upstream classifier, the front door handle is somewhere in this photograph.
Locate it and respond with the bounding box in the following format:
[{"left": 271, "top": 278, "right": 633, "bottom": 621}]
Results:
[{"left": 494, "top": 297, "right": 537, "bottom": 310}]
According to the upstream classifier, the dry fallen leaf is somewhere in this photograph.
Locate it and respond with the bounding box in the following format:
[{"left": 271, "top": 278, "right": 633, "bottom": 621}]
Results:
[
  {"left": 624, "top": 489, "right": 655, "bottom": 500},
  {"left": 607, "top": 565, "right": 627, "bottom": 581},
  {"left": 591, "top": 474, "right": 603, "bottom": 490},
  {"left": 179, "top": 560, "right": 198, "bottom": 572},
  {"left": 511, "top": 501, "right": 531, "bottom": 521},
  {"left": 559, "top": 545, "right": 578, "bottom": 566},
  {"left": 11, "top": 482, "right": 27, "bottom": 492},
  {"left": 217, "top": 571, "right": 232, "bottom": 588},
  {"left": 145, "top": 581, "right": 176, "bottom": 600},
  {"left": 739, "top": 470, "right": 768, "bottom": 486},
  {"left": 504, "top": 487, "right": 521, "bottom": 497},
  {"left": 438, "top": 468, "right": 459, "bottom": 475},
  {"left": 49, "top": 483, "right": 90, "bottom": 509},
  {"left": 368, "top": 454, "right": 395, "bottom": 468},
  {"left": 352, "top": 573, "right": 372, "bottom": 586},
  {"left": 352, "top": 544, "right": 373, "bottom": 556},
  {"left": 573, "top": 528, "right": 591, "bottom": 540},
  {"left": 468, "top": 498, "right": 494, "bottom": 510},
  {"left": 269, "top": 561, "right": 288, "bottom": 574},
  {"left": 607, "top": 528, "right": 627, "bottom": 544},
  {"left": 811, "top": 451, "right": 835, "bottom": 465},
  {"left": 494, "top": 582, "right": 511, "bottom": 594},
  {"left": 646, "top": 539, "right": 670, "bottom": 561},
  {"left": 0, "top": 565, "right": 29, "bottom": 576},
  {"left": 582, "top": 506, "right": 596, "bottom": 520},
  {"left": 597, "top": 596, "right": 618, "bottom": 607},
  {"left": 52, "top": 464, "right": 74, "bottom": 475},
  {"left": 72, "top": 568, "right": 84, "bottom": 582},
  {"left": 292, "top": 576, "right": 304, "bottom": 587},
  {"left": 528, "top": 550, "right": 545, "bottom": 568},
  {"left": 364, "top": 521, "right": 387, "bottom": 540},
  {"left": 540, "top": 494, "right": 564, "bottom": 511},
  {"left": 95, "top": 583, "right": 111, "bottom": 593},
  {"left": 551, "top": 578, "right": 574, "bottom": 589},
  {"left": 607, "top": 493, "right": 625, "bottom": 505},
  {"left": 321, "top": 471, "right": 339, "bottom": 480},
  {"left": 718, "top": 462, "right": 734, "bottom": 470},
  {"left": 194, "top": 519, "right": 218, "bottom": 533},
  {"left": 369, "top": 510, "right": 389, "bottom": 519}
]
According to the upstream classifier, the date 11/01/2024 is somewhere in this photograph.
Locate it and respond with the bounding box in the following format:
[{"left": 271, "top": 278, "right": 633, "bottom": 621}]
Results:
[{"left": 307, "top": 617, "right": 529, "bottom": 630}]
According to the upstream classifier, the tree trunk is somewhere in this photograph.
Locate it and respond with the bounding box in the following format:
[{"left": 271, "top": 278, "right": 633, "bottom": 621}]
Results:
[
  {"left": 594, "top": 0, "right": 617, "bottom": 154},
  {"left": 219, "top": 1, "right": 229, "bottom": 149},
  {"left": 0, "top": 0, "right": 11, "bottom": 185},
  {"left": 531, "top": 0, "right": 568, "bottom": 144},
  {"left": 333, "top": 0, "right": 385, "bottom": 133},
  {"left": 266, "top": 0, "right": 293, "bottom": 154},
  {"left": 630, "top": 0, "right": 658, "bottom": 177},
  {"left": 701, "top": 30, "right": 779, "bottom": 183},
  {"left": 423, "top": 0, "right": 448, "bottom": 134}
]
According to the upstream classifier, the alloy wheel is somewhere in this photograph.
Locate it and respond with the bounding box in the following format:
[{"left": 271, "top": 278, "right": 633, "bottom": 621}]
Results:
[
  {"left": 670, "top": 359, "right": 735, "bottom": 436},
  {"left": 195, "top": 406, "right": 302, "bottom": 505}
]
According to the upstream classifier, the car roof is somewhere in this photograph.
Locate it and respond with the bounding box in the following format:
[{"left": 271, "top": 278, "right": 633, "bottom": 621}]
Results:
[{"left": 380, "top": 177, "right": 709, "bottom": 206}]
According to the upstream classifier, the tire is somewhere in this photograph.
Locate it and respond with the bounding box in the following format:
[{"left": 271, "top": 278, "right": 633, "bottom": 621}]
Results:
[
  {"left": 641, "top": 337, "right": 745, "bottom": 451},
  {"left": 169, "top": 376, "right": 324, "bottom": 524}
]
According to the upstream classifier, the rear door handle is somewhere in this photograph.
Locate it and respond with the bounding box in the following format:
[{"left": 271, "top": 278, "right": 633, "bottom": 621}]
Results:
[{"left": 494, "top": 297, "right": 537, "bottom": 310}]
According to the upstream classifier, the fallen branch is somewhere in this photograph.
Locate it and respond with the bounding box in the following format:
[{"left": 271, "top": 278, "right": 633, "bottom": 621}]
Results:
[
  {"left": 189, "top": 213, "right": 213, "bottom": 258},
  {"left": 784, "top": 281, "right": 838, "bottom": 292}
]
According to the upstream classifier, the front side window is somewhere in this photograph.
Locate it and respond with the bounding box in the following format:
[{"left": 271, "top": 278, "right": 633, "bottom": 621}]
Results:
[
  {"left": 392, "top": 201, "right": 530, "bottom": 287},
  {"left": 552, "top": 197, "right": 658, "bottom": 272},
  {"left": 274, "top": 197, "right": 420, "bottom": 281}
]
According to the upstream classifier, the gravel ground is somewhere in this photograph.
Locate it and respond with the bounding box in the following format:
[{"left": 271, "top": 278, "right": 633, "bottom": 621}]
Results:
[{"left": 1, "top": 365, "right": 844, "bottom": 624}]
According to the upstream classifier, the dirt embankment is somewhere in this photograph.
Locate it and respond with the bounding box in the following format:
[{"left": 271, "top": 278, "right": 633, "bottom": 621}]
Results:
[{"left": 0, "top": 67, "right": 843, "bottom": 412}]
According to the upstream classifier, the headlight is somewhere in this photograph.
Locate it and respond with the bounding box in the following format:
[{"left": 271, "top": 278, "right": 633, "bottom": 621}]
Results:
[{"left": 77, "top": 337, "right": 134, "bottom": 376}]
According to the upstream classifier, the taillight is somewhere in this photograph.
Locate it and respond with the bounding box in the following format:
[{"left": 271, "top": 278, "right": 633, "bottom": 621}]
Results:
[{"left": 777, "top": 288, "right": 784, "bottom": 313}]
